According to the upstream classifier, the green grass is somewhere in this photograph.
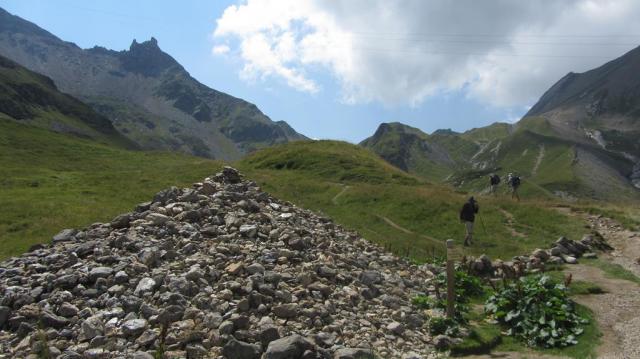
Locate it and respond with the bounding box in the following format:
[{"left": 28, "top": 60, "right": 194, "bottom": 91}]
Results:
[
  {"left": 0, "top": 119, "right": 221, "bottom": 259},
  {"left": 1, "top": 128, "right": 592, "bottom": 263},
  {"left": 542, "top": 270, "right": 606, "bottom": 295},
  {"left": 583, "top": 258, "right": 640, "bottom": 285},
  {"left": 237, "top": 140, "right": 589, "bottom": 260}
]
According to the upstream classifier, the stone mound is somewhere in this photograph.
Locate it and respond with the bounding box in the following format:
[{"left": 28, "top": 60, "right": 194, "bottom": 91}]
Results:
[{"left": 0, "top": 167, "right": 437, "bottom": 358}]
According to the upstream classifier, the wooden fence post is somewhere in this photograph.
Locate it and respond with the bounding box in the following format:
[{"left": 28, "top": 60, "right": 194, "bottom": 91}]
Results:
[{"left": 446, "top": 239, "right": 455, "bottom": 319}]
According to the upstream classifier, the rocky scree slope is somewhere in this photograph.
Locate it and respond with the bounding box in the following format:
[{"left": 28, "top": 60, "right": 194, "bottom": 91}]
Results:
[
  {"left": 0, "top": 7, "right": 306, "bottom": 160},
  {"left": 0, "top": 167, "right": 438, "bottom": 359}
]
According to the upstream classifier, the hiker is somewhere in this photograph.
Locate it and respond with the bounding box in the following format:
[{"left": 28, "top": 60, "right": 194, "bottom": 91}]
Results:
[
  {"left": 459, "top": 196, "right": 479, "bottom": 246},
  {"left": 489, "top": 174, "right": 500, "bottom": 195},
  {"left": 508, "top": 173, "right": 521, "bottom": 201}
]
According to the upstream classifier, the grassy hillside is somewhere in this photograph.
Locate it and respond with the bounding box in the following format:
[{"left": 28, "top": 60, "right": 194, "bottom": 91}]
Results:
[
  {"left": 451, "top": 117, "right": 640, "bottom": 202},
  {"left": 238, "top": 140, "right": 589, "bottom": 260},
  {"left": 0, "top": 118, "right": 220, "bottom": 259}
]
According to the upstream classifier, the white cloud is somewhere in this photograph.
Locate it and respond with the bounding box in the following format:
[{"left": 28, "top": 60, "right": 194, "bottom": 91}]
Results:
[
  {"left": 212, "top": 44, "right": 230, "bottom": 55},
  {"left": 214, "top": 0, "right": 640, "bottom": 108}
]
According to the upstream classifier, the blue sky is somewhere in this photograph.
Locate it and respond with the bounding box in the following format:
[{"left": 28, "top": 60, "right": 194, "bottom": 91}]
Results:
[{"left": 1, "top": 0, "right": 638, "bottom": 142}]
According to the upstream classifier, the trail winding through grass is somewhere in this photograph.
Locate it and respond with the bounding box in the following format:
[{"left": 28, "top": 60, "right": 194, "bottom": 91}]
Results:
[{"left": 331, "top": 185, "right": 350, "bottom": 205}]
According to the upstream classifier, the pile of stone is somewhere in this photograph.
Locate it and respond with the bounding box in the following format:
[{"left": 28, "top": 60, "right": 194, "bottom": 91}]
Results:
[
  {"left": 469, "top": 233, "right": 612, "bottom": 278},
  {"left": 0, "top": 167, "right": 439, "bottom": 359}
]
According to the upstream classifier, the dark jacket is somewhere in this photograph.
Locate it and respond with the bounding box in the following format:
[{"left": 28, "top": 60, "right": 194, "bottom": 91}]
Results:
[
  {"left": 490, "top": 175, "right": 500, "bottom": 185},
  {"left": 460, "top": 201, "right": 479, "bottom": 222}
]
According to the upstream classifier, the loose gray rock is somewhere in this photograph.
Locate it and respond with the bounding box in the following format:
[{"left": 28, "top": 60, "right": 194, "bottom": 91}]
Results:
[
  {"left": 134, "top": 277, "right": 156, "bottom": 296},
  {"left": 81, "top": 315, "right": 104, "bottom": 340},
  {"left": 0, "top": 168, "right": 443, "bottom": 358},
  {"left": 222, "top": 337, "right": 262, "bottom": 359},
  {"left": 122, "top": 319, "right": 147, "bottom": 337},
  {"left": 265, "top": 335, "right": 315, "bottom": 359},
  {"left": 334, "top": 348, "right": 375, "bottom": 359},
  {"left": 52, "top": 229, "right": 77, "bottom": 243}
]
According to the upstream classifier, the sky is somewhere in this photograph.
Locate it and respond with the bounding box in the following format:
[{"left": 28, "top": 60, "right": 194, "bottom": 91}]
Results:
[{"left": 1, "top": 0, "right": 640, "bottom": 142}]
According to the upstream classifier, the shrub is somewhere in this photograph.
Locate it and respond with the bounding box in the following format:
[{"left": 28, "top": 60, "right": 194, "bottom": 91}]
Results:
[{"left": 485, "top": 275, "right": 587, "bottom": 348}]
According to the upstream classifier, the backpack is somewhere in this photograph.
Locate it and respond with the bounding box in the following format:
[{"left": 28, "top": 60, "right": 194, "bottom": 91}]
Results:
[
  {"left": 491, "top": 175, "right": 501, "bottom": 185},
  {"left": 512, "top": 176, "right": 521, "bottom": 187}
]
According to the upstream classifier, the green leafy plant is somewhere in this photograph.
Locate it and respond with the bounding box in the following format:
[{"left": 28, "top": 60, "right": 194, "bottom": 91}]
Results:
[
  {"left": 412, "top": 295, "right": 435, "bottom": 309},
  {"left": 436, "top": 266, "right": 484, "bottom": 301},
  {"left": 485, "top": 275, "right": 588, "bottom": 348}
]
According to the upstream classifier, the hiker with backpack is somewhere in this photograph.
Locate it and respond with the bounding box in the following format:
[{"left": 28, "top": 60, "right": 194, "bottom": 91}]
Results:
[
  {"left": 508, "top": 173, "right": 521, "bottom": 201},
  {"left": 489, "top": 174, "right": 501, "bottom": 195},
  {"left": 459, "top": 196, "right": 479, "bottom": 246}
]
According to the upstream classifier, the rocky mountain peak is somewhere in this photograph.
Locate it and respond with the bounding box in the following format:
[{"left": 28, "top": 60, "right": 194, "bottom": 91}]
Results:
[
  {"left": 120, "top": 37, "right": 181, "bottom": 77},
  {"left": 0, "top": 167, "right": 439, "bottom": 358},
  {"left": 130, "top": 37, "right": 160, "bottom": 51}
]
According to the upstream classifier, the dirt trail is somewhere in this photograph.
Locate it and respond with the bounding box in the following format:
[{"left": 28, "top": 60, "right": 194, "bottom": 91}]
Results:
[
  {"left": 564, "top": 263, "right": 640, "bottom": 359},
  {"left": 468, "top": 213, "right": 640, "bottom": 359},
  {"left": 566, "top": 213, "right": 640, "bottom": 358},
  {"left": 331, "top": 185, "right": 350, "bottom": 205},
  {"left": 374, "top": 214, "right": 439, "bottom": 242},
  {"left": 498, "top": 208, "right": 526, "bottom": 238}
]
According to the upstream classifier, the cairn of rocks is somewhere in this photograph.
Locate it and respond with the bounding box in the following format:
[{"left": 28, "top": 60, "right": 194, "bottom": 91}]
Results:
[{"left": 0, "top": 167, "right": 441, "bottom": 359}]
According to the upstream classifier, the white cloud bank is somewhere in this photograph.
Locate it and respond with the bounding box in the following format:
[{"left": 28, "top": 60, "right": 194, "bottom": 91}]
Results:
[{"left": 213, "top": 0, "right": 640, "bottom": 108}]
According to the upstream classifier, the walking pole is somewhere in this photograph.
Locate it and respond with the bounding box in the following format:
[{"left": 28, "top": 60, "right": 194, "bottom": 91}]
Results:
[{"left": 478, "top": 213, "right": 487, "bottom": 235}]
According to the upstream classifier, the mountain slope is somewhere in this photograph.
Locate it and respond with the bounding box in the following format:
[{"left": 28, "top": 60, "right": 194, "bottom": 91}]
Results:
[
  {"left": 0, "top": 7, "right": 306, "bottom": 160},
  {"left": 360, "top": 122, "right": 474, "bottom": 181},
  {"left": 362, "top": 46, "right": 640, "bottom": 201},
  {"left": 237, "top": 140, "right": 589, "bottom": 260},
  {"left": 0, "top": 54, "right": 133, "bottom": 148}
]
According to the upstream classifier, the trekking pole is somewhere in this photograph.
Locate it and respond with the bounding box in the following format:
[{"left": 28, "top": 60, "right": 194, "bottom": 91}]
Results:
[{"left": 478, "top": 213, "right": 487, "bottom": 235}]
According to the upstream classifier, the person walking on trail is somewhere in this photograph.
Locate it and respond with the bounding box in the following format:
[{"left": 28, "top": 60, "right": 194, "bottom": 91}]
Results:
[
  {"left": 508, "top": 173, "right": 521, "bottom": 201},
  {"left": 459, "top": 197, "right": 479, "bottom": 246},
  {"left": 489, "top": 174, "right": 500, "bottom": 195}
]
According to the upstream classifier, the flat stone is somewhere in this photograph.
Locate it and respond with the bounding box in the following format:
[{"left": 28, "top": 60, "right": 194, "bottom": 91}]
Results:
[
  {"left": 52, "top": 229, "right": 77, "bottom": 243},
  {"left": 222, "top": 338, "right": 262, "bottom": 359},
  {"left": 122, "top": 319, "right": 147, "bottom": 337},
  {"left": 226, "top": 262, "right": 244, "bottom": 275},
  {"left": 265, "top": 335, "right": 314, "bottom": 359},
  {"left": 89, "top": 267, "right": 113, "bottom": 282}
]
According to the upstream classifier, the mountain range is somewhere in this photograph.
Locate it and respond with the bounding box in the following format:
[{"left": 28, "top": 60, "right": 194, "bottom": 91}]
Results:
[
  {"left": 2, "top": 5, "right": 640, "bottom": 202},
  {"left": 362, "top": 45, "right": 640, "bottom": 201},
  {"left": 0, "top": 7, "right": 305, "bottom": 160}
]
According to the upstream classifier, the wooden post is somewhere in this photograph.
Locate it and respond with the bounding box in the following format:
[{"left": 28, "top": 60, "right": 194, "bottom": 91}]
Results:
[{"left": 446, "top": 239, "right": 455, "bottom": 319}]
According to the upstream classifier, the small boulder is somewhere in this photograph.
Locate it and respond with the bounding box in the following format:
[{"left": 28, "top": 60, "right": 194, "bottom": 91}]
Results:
[
  {"left": 222, "top": 338, "right": 262, "bottom": 359},
  {"left": 265, "top": 335, "right": 314, "bottom": 359},
  {"left": 122, "top": 319, "right": 147, "bottom": 338},
  {"left": 52, "top": 229, "right": 77, "bottom": 243}
]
